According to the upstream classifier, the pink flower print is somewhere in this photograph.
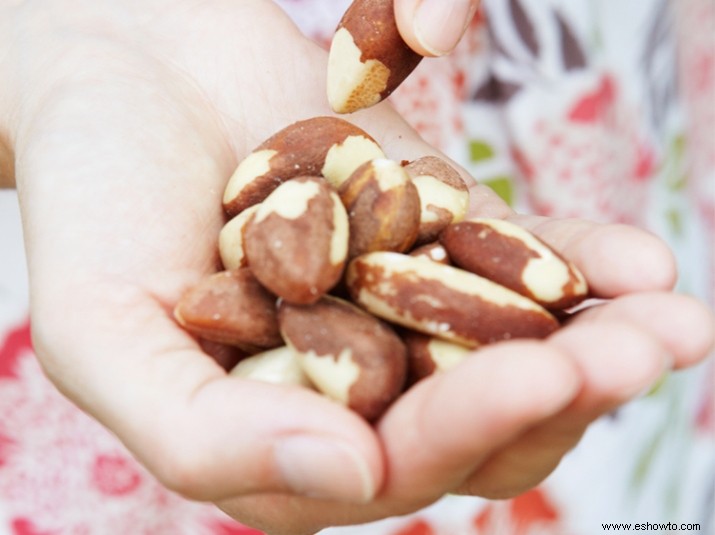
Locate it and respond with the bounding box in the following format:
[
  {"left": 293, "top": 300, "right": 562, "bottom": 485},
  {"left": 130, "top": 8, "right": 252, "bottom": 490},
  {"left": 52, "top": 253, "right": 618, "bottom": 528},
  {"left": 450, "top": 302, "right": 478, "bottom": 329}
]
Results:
[
  {"left": 508, "top": 72, "right": 656, "bottom": 224},
  {"left": 473, "top": 488, "right": 564, "bottom": 535},
  {"left": 0, "top": 317, "right": 264, "bottom": 535}
]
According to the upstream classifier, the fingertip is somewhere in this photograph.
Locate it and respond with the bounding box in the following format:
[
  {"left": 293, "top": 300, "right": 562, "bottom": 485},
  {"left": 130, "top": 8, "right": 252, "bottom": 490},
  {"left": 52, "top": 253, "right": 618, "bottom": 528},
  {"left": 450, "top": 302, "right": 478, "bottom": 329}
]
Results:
[
  {"left": 571, "top": 292, "right": 715, "bottom": 370},
  {"left": 395, "top": 0, "right": 480, "bottom": 57},
  {"left": 578, "top": 224, "right": 677, "bottom": 296},
  {"left": 657, "top": 294, "right": 715, "bottom": 368},
  {"left": 549, "top": 321, "right": 672, "bottom": 406}
]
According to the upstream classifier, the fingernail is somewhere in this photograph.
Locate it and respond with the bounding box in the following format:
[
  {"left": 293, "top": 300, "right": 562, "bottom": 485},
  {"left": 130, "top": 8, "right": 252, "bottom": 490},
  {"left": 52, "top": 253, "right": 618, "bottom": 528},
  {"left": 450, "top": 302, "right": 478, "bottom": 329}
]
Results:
[
  {"left": 274, "top": 435, "right": 376, "bottom": 503},
  {"left": 414, "top": 0, "right": 476, "bottom": 56}
]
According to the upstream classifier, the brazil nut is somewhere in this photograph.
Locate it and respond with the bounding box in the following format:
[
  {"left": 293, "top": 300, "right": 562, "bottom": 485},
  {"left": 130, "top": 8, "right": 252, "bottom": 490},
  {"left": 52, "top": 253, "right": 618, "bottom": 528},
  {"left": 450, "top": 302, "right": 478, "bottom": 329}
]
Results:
[
  {"left": 223, "top": 116, "right": 385, "bottom": 216},
  {"left": 440, "top": 217, "right": 589, "bottom": 310},
  {"left": 346, "top": 251, "right": 560, "bottom": 348},
  {"left": 278, "top": 295, "right": 407, "bottom": 421},
  {"left": 244, "top": 176, "right": 349, "bottom": 304}
]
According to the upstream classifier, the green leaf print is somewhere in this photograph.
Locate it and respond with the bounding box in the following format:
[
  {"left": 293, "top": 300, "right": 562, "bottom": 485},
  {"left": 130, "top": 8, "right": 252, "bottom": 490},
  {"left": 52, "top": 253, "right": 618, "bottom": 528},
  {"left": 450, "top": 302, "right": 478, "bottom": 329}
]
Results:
[
  {"left": 469, "top": 140, "right": 495, "bottom": 163},
  {"left": 483, "top": 176, "right": 514, "bottom": 206}
]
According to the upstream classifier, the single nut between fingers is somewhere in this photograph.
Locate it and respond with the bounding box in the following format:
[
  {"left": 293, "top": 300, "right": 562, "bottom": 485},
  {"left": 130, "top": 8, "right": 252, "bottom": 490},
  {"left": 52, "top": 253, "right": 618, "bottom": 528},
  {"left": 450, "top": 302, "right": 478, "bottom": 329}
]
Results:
[
  {"left": 327, "top": 0, "right": 423, "bottom": 114},
  {"left": 278, "top": 295, "right": 407, "bottom": 421},
  {"left": 245, "top": 176, "right": 349, "bottom": 304},
  {"left": 440, "top": 218, "right": 589, "bottom": 310}
]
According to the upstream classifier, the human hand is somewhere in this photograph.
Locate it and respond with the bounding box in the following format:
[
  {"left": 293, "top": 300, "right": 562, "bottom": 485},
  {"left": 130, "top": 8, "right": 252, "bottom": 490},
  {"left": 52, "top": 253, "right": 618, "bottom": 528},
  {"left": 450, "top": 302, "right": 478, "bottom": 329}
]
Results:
[
  {"left": 394, "top": 0, "right": 482, "bottom": 56},
  {"left": 1, "top": 1, "right": 713, "bottom": 535}
]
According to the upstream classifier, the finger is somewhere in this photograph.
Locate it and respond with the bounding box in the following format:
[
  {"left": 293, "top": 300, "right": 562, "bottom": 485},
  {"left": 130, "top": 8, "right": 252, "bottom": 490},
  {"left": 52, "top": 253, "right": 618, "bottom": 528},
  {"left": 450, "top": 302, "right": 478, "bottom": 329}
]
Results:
[
  {"left": 219, "top": 342, "right": 581, "bottom": 533},
  {"left": 509, "top": 216, "right": 678, "bottom": 297},
  {"left": 460, "top": 320, "right": 672, "bottom": 499},
  {"left": 394, "top": 0, "right": 481, "bottom": 57},
  {"left": 571, "top": 292, "right": 715, "bottom": 369}
]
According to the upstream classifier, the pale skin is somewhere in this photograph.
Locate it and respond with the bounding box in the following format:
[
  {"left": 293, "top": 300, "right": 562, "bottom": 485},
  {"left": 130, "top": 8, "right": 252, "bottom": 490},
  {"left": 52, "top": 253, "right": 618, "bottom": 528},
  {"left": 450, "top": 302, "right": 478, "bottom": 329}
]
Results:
[{"left": 0, "top": 1, "right": 713, "bottom": 534}]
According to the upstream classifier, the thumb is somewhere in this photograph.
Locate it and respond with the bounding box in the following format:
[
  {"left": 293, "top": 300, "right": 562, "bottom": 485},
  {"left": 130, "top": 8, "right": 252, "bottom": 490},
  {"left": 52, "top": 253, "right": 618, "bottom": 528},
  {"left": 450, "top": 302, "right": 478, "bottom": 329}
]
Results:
[{"left": 394, "top": 0, "right": 481, "bottom": 57}]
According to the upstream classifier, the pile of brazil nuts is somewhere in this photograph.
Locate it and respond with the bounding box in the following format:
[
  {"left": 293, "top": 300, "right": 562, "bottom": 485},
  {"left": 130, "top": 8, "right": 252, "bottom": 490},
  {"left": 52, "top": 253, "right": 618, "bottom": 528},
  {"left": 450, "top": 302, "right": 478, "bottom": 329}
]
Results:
[{"left": 174, "top": 116, "right": 589, "bottom": 422}]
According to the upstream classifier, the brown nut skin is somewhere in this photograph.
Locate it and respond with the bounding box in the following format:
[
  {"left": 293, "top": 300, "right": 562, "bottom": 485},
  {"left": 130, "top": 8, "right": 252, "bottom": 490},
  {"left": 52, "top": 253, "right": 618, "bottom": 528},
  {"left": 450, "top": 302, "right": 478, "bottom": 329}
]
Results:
[
  {"left": 223, "top": 117, "right": 385, "bottom": 216},
  {"left": 403, "top": 156, "right": 470, "bottom": 244},
  {"left": 174, "top": 269, "right": 282, "bottom": 352},
  {"left": 339, "top": 158, "right": 421, "bottom": 258},
  {"left": 346, "top": 252, "right": 560, "bottom": 348},
  {"left": 244, "top": 176, "right": 349, "bottom": 305},
  {"left": 402, "top": 330, "right": 472, "bottom": 385},
  {"left": 440, "top": 218, "right": 589, "bottom": 311},
  {"left": 327, "top": 0, "right": 423, "bottom": 114},
  {"left": 278, "top": 296, "right": 407, "bottom": 422}
]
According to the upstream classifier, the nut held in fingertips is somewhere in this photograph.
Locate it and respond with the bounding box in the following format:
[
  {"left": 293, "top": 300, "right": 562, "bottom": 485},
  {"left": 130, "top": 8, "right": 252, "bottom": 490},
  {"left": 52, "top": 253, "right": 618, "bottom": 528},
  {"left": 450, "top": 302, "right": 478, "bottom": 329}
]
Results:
[
  {"left": 346, "top": 252, "right": 560, "bottom": 348},
  {"left": 229, "top": 346, "right": 314, "bottom": 388},
  {"left": 222, "top": 117, "right": 385, "bottom": 216},
  {"left": 440, "top": 218, "right": 589, "bottom": 310},
  {"left": 279, "top": 296, "right": 407, "bottom": 421},
  {"left": 245, "top": 176, "right": 349, "bottom": 304},
  {"left": 174, "top": 269, "right": 282, "bottom": 352},
  {"left": 339, "top": 158, "right": 421, "bottom": 258},
  {"left": 403, "top": 156, "right": 470, "bottom": 244},
  {"left": 327, "top": 0, "right": 423, "bottom": 114}
]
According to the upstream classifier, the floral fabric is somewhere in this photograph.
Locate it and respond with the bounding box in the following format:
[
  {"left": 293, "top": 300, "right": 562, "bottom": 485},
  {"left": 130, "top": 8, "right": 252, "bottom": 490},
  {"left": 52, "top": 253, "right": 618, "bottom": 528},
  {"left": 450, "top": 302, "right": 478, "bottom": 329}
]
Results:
[{"left": 1, "top": 1, "right": 713, "bottom": 534}]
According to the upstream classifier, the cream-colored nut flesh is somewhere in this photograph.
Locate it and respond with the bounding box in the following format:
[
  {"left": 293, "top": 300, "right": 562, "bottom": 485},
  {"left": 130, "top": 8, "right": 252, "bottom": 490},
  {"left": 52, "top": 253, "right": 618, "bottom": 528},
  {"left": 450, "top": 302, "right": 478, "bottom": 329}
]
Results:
[
  {"left": 409, "top": 242, "right": 450, "bottom": 264},
  {"left": 298, "top": 347, "right": 361, "bottom": 405},
  {"left": 428, "top": 338, "right": 471, "bottom": 371},
  {"left": 218, "top": 205, "right": 260, "bottom": 270},
  {"left": 222, "top": 149, "right": 277, "bottom": 207},
  {"left": 412, "top": 174, "right": 469, "bottom": 224},
  {"left": 403, "top": 331, "right": 472, "bottom": 384},
  {"left": 404, "top": 156, "right": 470, "bottom": 243},
  {"left": 330, "top": 191, "right": 350, "bottom": 265},
  {"left": 321, "top": 134, "right": 386, "bottom": 188},
  {"left": 328, "top": 27, "right": 390, "bottom": 114},
  {"left": 253, "top": 179, "right": 321, "bottom": 223},
  {"left": 327, "top": 0, "right": 422, "bottom": 114},
  {"left": 229, "top": 346, "right": 313, "bottom": 387}
]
